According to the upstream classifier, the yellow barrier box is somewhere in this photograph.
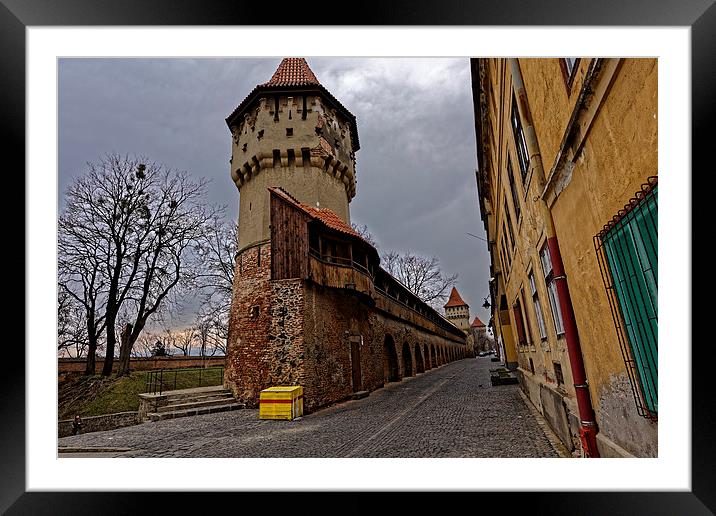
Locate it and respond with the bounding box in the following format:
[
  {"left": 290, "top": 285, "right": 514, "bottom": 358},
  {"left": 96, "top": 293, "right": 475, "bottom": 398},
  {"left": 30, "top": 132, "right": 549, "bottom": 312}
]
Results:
[{"left": 259, "top": 386, "right": 304, "bottom": 420}]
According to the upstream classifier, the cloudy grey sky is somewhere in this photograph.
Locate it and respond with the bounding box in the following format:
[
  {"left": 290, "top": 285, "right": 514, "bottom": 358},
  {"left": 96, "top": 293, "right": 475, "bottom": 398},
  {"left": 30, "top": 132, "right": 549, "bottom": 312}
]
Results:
[{"left": 58, "top": 57, "right": 491, "bottom": 327}]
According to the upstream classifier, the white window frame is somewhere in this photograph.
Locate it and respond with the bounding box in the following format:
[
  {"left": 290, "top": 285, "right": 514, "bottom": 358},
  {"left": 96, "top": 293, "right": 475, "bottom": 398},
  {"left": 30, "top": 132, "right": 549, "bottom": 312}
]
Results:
[
  {"left": 540, "top": 245, "right": 565, "bottom": 336},
  {"left": 529, "top": 272, "right": 547, "bottom": 340}
]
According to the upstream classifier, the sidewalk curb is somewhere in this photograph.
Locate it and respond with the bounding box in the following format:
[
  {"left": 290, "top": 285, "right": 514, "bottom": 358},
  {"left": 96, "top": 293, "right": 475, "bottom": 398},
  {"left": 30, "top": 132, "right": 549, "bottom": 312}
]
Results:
[{"left": 517, "top": 388, "right": 573, "bottom": 458}]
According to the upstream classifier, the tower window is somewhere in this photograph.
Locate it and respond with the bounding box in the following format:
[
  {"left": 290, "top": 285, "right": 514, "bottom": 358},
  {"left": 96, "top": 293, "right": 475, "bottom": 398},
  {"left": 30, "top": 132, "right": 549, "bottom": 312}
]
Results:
[
  {"left": 286, "top": 128, "right": 293, "bottom": 136},
  {"left": 242, "top": 143, "right": 247, "bottom": 152},
  {"left": 257, "top": 129, "right": 264, "bottom": 140}
]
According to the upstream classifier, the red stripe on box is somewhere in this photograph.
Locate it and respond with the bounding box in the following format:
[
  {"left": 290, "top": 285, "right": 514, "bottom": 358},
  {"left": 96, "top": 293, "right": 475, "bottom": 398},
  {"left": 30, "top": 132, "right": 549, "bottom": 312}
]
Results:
[{"left": 260, "top": 395, "right": 303, "bottom": 404}]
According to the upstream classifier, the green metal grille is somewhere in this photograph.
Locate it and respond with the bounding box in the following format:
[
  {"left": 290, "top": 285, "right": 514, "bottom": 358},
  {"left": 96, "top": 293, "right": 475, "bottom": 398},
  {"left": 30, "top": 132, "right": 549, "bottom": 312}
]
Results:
[{"left": 595, "top": 177, "right": 658, "bottom": 419}]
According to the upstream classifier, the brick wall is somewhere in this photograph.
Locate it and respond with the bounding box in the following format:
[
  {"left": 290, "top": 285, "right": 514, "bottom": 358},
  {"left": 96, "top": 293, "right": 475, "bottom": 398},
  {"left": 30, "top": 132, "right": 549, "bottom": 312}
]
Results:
[
  {"left": 225, "top": 242, "right": 469, "bottom": 413},
  {"left": 225, "top": 242, "right": 273, "bottom": 405},
  {"left": 58, "top": 356, "right": 225, "bottom": 375}
]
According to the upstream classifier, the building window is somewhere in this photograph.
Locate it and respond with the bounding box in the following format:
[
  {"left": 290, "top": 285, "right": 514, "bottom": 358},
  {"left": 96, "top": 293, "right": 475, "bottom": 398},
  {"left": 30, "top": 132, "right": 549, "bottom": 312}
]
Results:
[
  {"left": 529, "top": 272, "right": 547, "bottom": 340},
  {"left": 507, "top": 158, "right": 522, "bottom": 220},
  {"left": 511, "top": 95, "right": 530, "bottom": 182},
  {"left": 501, "top": 229, "right": 512, "bottom": 269},
  {"left": 560, "top": 58, "right": 581, "bottom": 93},
  {"left": 520, "top": 287, "right": 533, "bottom": 345},
  {"left": 540, "top": 243, "right": 565, "bottom": 336},
  {"left": 513, "top": 297, "right": 528, "bottom": 347},
  {"left": 554, "top": 362, "right": 564, "bottom": 386},
  {"left": 594, "top": 177, "right": 658, "bottom": 419},
  {"left": 505, "top": 196, "right": 516, "bottom": 248}
]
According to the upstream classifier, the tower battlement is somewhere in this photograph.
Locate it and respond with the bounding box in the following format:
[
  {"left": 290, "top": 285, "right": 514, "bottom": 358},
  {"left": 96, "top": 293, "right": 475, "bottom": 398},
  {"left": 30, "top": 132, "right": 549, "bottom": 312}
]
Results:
[{"left": 229, "top": 94, "right": 356, "bottom": 197}]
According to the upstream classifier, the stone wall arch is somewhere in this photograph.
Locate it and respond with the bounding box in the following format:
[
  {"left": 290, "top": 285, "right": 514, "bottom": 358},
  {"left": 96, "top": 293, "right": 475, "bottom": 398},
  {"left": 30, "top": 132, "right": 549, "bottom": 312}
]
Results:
[
  {"left": 401, "top": 341, "right": 414, "bottom": 378},
  {"left": 383, "top": 334, "right": 400, "bottom": 383},
  {"left": 415, "top": 343, "right": 425, "bottom": 373}
]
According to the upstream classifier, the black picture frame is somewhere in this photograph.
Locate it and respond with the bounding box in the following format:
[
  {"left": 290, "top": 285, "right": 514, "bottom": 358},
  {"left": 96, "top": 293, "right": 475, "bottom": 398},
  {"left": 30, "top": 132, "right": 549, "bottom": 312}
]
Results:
[{"left": 5, "top": 0, "right": 712, "bottom": 513}]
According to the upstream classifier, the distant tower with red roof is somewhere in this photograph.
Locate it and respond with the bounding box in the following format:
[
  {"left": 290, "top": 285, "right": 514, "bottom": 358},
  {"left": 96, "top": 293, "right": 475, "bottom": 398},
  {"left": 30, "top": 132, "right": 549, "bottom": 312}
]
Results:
[
  {"left": 469, "top": 315, "right": 493, "bottom": 354},
  {"left": 444, "top": 287, "right": 470, "bottom": 332}
]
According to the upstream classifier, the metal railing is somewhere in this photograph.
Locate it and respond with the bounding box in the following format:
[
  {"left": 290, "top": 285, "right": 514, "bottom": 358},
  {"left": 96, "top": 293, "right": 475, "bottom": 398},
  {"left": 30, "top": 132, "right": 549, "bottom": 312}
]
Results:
[{"left": 144, "top": 366, "right": 225, "bottom": 396}]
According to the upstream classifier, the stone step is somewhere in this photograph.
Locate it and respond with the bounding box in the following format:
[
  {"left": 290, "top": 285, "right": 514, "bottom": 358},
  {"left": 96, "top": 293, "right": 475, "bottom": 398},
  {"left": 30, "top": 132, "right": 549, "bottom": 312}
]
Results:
[
  {"left": 159, "top": 392, "right": 235, "bottom": 406},
  {"left": 148, "top": 402, "right": 245, "bottom": 422},
  {"left": 157, "top": 397, "right": 237, "bottom": 413},
  {"left": 161, "top": 385, "right": 230, "bottom": 401}
]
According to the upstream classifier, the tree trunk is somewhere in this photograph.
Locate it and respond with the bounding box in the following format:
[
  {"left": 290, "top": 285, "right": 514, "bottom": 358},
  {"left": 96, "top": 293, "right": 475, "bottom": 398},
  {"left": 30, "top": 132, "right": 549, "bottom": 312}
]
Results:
[
  {"left": 84, "top": 321, "right": 97, "bottom": 376},
  {"left": 102, "top": 314, "right": 117, "bottom": 376},
  {"left": 85, "top": 338, "right": 97, "bottom": 375},
  {"left": 116, "top": 323, "right": 133, "bottom": 376}
]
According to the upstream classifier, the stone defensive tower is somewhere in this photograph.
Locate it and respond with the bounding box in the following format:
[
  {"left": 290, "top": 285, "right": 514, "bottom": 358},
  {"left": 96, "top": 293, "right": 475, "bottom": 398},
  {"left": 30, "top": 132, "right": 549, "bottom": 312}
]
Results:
[
  {"left": 227, "top": 58, "right": 359, "bottom": 250},
  {"left": 224, "top": 58, "right": 467, "bottom": 412},
  {"left": 444, "top": 287, "right": 470, "bottom": 333}
]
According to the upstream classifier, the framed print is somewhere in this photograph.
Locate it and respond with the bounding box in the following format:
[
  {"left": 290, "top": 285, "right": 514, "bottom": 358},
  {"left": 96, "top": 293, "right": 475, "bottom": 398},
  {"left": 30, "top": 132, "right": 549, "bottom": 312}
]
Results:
[{"left": 5, "top": 0, "right": 713, "bottom": 513}]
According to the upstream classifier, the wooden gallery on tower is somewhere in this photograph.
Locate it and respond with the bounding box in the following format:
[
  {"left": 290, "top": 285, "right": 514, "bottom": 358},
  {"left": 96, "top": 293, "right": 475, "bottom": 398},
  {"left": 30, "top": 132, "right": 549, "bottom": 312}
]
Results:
[{"left": 223, "top": 58, "right": 467, "bottom": 412}]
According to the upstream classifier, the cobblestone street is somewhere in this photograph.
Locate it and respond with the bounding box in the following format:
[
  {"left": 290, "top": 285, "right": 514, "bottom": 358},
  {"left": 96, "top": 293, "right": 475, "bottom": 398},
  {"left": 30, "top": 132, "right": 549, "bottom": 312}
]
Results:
[{"left": 58, "top": 357, "right": 563, "bottom": 458}]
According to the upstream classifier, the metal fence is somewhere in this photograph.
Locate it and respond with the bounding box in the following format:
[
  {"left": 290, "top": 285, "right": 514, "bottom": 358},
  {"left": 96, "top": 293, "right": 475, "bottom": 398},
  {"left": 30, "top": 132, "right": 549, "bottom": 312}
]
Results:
[{"left": 144, "top": 366, "right": 225, "bottom": 396}]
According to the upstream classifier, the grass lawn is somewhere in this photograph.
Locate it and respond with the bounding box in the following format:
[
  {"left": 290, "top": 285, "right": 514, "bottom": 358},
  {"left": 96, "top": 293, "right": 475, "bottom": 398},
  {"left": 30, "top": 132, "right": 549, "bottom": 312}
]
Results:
[{"left": 59, "top": 367, "right": 224, "bottom": 419}]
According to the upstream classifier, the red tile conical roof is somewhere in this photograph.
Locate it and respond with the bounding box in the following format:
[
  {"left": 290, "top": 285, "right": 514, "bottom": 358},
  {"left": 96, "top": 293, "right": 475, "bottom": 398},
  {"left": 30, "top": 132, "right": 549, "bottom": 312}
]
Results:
[
  {"left": 444, "top": 287, "right": 468, "bottom": 308},
  {"left": 226, "top": 57, "right": 360, "bottom": 151},
  {"left": 471, "top": 316, "right": 486, "bottom": 328},
  {"left": 262, "top": 58, "right": 320, "bottom": 87}
]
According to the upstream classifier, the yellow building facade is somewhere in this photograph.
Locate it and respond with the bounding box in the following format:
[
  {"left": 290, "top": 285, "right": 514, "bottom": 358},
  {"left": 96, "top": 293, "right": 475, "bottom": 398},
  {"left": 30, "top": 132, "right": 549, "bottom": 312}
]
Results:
[{"left": 471, "top": 58, "right": 657, "bottom": 457}]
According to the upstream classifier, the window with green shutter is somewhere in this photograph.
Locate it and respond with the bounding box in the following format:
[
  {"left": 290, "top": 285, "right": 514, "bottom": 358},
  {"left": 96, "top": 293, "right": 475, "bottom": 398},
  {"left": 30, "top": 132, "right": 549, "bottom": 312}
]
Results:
[{"left": 595, "top": 177, "right": 658, "bottom": 419}]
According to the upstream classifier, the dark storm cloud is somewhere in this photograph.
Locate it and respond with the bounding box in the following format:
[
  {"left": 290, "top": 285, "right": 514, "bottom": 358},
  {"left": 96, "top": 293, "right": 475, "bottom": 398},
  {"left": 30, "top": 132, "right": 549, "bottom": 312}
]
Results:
[{"left": 58, "top": 57, "right": 492, "bottom": 326}]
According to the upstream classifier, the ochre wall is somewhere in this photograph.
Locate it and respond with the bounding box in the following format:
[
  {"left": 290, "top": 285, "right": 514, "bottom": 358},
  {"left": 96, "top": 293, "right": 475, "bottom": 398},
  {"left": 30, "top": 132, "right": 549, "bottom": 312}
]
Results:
[{"left": 547, "top": 58, "right": 658, "bottom": 457}]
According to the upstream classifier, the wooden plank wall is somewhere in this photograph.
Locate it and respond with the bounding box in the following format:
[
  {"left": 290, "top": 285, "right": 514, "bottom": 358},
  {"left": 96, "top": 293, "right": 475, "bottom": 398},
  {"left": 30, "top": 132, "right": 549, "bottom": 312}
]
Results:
[{"left": 270, "top": 193, "right": 310, "bottom": 280}]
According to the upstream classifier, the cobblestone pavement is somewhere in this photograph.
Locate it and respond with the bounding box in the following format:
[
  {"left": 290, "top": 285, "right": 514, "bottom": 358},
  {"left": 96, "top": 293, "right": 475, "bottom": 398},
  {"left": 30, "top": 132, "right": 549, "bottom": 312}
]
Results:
[{"left": 58, "top": 357, "right": 561, "bottom": 458}]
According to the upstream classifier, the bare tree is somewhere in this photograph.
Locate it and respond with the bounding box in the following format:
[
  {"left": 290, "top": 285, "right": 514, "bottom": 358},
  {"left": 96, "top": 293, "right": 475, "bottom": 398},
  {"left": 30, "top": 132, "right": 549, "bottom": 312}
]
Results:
[
  {"left": 131, "top": 332, "right": 157, "bottom": 358},
  {"left": 194, "top": 308, "right": 228, "bottom": 357},
  {"left": 381, "top": 250, "right": 458, "bottom": 310},
  {"left": 193, "top": 211, "right": 236, "bottom": 358},
  {"left": 58, "top": 154, "right": 213, "bottom": 377},
  {"left": 194, "top": 320, "right": 209, "bottom": 358},
  {"left": 166, "top": 328, "right": 195, "bottom": 356},
  {"left": 195, "top": 211, "right": 236, "bottom": 306},
  {"left": 351, "top": 222, "right": 378, "bottom": 248},
  {"left": 58, "top": 196, "right": 110, "bottom": 372},
  {"left": 57, "top": 288, "right": 89, "bottom": 358}
]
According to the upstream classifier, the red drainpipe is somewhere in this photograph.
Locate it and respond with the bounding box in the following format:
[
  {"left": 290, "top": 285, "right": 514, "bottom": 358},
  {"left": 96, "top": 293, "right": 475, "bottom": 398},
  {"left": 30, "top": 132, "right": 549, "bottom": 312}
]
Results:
[{"left": 547, "top": 237, "right": 600, "bottom": 457}]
